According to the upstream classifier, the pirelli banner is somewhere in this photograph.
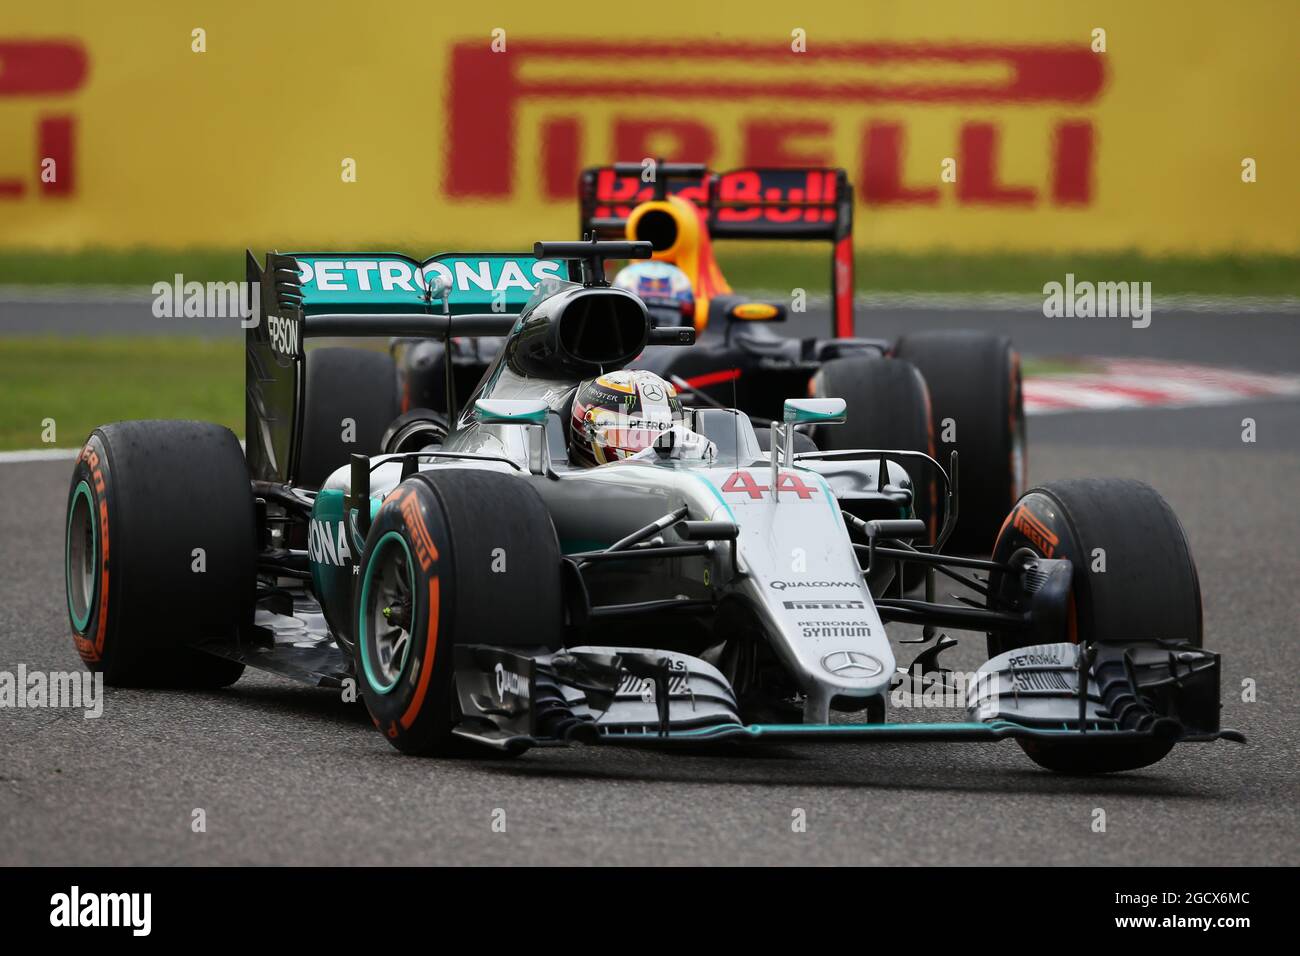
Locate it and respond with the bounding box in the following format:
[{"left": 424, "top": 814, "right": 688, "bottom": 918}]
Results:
[{"left": 2, "top": 0, "right": 1296, "bottom": 254}]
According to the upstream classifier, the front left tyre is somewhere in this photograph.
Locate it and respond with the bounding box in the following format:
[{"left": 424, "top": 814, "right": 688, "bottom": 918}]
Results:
[
  {"left": 352, "top": 468, "right": 564, "bottom": 755},
  {"left": 65, "top": 420, "right": 252, "bottom": 687}
]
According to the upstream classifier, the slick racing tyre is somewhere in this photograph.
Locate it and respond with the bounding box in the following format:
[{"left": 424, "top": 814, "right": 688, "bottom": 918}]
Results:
[
  {"left": 810, "top": 355, "right": 935, "bottom": 589},
  {"left": 393, "top": 339, "right": 448, "bottom": 416},
  {"left": 297, "top": 347, "right": 400, "bottom": 489},
  {"left": 987, "top": 478, "right": 1202, "bottom": 773},
  {"left": 893, "top": 331, "right": 1025, "bottom": 555},
  {"left": 380, "top": 407, "right": 450, "bottom": 454},
  {"left": 353, "top": 469, "right": 564, "bottom": 756},
  {"left": 64, "top": 421, "right": 252, "bottom": 687}
]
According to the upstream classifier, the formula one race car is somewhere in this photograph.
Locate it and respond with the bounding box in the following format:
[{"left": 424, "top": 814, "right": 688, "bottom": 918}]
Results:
[{"left": 62, "top": 239, "right": 1240, "bottom": 773}]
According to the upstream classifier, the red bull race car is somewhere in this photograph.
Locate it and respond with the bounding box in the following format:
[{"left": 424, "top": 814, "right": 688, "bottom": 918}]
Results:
[{"left": 576, "top": 162, "right": 1026, "bottom": 558}]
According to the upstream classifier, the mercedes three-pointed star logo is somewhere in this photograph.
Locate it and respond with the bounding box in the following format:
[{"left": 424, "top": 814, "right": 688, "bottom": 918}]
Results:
[{"left": 820, "top": 650, "right": 883, "bottom": 679}]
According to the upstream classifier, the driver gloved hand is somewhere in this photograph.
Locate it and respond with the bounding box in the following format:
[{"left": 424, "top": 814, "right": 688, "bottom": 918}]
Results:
[{"left": 630, "top": 425, "right": 718, "bottom": 462}]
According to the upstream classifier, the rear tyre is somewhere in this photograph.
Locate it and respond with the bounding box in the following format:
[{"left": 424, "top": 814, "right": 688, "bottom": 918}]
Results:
[
  {"left": 381, "top": 407, "right": 450, "bottom": 454},
  {"left": 64, "top": 421, "right": 252, "bottom": 687},
  {"left": 893, "top": 331, "right": 1025, "bottom": 554},
  {"left": 987, "top": 478, "right": 1202, "bottom": 773},
  {"left": 753, "top": 426, "right": 818, "bottom": 455},
  {"left": 393, "top": 339, "right": 448, "bottom": 416},
  {"left": 353, "top": 469, "right": 564, "bottom": 756},
  {"left": 297, "top": 347, "right": 400, "bottom": 488},
  {"left": 810, "top": 356, "right": 935, "bottom": 589}
]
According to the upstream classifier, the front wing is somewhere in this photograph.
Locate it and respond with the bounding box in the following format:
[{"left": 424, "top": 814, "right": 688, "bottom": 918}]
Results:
[{"left": 450, "top": 641, "right": 1244, "bottom": 755}]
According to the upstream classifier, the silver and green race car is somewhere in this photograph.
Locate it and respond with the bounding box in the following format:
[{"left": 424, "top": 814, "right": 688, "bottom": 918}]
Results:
[{"left": 62, "top": 239, "right": 1241, "bottom": 772}]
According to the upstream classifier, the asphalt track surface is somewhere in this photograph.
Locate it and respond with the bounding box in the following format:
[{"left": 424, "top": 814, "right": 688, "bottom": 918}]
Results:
[{"left": 1, "top": 300, "right": 1297, "bottom": 865}]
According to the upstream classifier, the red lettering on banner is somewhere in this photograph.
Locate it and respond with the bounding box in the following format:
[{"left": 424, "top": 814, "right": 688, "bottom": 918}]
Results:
[
  {"left": 0, "top": 41, "right": 87, "bottom": 94},
  {"left": 958, "top": 123, "right": 1036, "bottom": 205},
  {"left": 743, "top": 120, "right": 831, "bottom": 168},
  {"left": 1052, "top": 120, "right": 1093, "bottom": 205},
  {"left": 445, "top": 40, "right": 1106, "bottom": 206},
  {"left": 446, "top": 43, "right": 513, "bottom": 197},
  {"left": 542, "top": 117, "right": 581, "bottom": 200},
  {"left": 613, "top": 119, "right": 716, "bottom": 168},
  {"left": 0, "top": 41, "right": 89, "bottom": 199},
  {"left": 861, "top": 122, "right": 940, "bottom": 205},
  {"left": 39, "top": 117, "right": 74, "bottom": 196}
]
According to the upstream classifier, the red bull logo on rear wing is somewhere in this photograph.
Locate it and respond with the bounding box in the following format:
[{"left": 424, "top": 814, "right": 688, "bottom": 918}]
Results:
[
  {"left": 581, "top": 167, "right": 852, "bottom": 240},
  {"left": 579, "top": 166, "right": 856, "bottom": 335}
]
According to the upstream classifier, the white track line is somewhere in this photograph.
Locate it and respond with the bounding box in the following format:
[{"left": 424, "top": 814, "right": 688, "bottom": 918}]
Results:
[
  {"left": 1025, "top": 359, "right": 1300, "bottom": 415},
  {"left": 0, "top": 286, "right": 155, "bottom": 304},
  {"left": 0, "top": 448, "right": 82, "bottom": 464}
]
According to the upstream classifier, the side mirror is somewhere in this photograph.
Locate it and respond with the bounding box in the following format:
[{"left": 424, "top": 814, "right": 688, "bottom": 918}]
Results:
[
  {"left": 770, "top": 399, "right": 846, "bottom": 501},
  {"left": 473, "top": 399, "right": 549, "bottom": 426},
  {"left": 473, "top": 400, "right": 550, "bottom": 475},
  {"left": 783, "top": 398, "right": 847, "bottom": 426},
  {"left": 647, "top": 325, "right": 696, "bottom": 347}
]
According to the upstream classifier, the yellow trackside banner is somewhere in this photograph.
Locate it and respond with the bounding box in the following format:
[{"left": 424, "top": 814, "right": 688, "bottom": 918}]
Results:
[{"left": 1, "top": 0, "right": 1297, "bottom": 254}]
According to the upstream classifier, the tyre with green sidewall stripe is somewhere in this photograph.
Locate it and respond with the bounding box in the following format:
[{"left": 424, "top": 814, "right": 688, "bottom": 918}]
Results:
[
  {"left": 64, "top": 421, "right": 252, "bottom": 687},
  {"left": 353, "top": 468, "right": 564, "bottom": 756}
]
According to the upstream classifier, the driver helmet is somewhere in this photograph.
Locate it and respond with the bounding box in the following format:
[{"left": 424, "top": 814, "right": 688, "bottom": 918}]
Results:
[
  {"left": 569, "top": 369, "right": 686, "bottom": 467},
  {"left": 612, "top": 261, "right": 695, "bottom": 328}
]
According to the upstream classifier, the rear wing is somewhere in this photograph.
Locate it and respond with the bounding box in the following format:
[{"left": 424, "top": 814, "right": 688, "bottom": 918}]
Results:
[
  {"left": 286, "top": 252, "right": 567, "bottom": 316},
  {"left": 244, "top": 250, "right": 561, "bottom": 484},
  {"left": 579, "top": 162, "right": 711, "bottom": 237},
  {"left": 579, "top": 165, "right": 855, "bottom": 335}
]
